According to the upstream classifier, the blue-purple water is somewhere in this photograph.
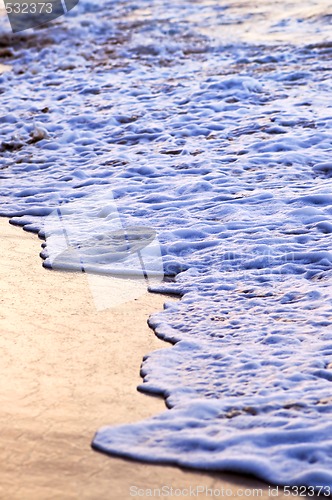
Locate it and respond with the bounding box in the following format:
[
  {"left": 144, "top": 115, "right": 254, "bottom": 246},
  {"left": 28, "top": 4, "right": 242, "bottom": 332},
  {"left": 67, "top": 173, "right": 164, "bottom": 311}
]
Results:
[{"left": 0, "top": 0, "right": 332, "bottom": 487}]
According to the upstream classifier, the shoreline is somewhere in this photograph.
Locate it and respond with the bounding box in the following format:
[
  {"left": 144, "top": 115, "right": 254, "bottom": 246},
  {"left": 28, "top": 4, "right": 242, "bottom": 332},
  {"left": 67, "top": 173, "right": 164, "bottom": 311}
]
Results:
[{"left": 0, "top": 217, "right": 288, "bottom": 499}]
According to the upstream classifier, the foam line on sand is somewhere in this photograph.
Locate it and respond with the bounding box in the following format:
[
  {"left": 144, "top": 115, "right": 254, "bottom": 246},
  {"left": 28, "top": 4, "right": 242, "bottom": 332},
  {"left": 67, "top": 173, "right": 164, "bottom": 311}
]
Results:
[{"left": 0, "top": 218, "right": 290, "bottom": 499}]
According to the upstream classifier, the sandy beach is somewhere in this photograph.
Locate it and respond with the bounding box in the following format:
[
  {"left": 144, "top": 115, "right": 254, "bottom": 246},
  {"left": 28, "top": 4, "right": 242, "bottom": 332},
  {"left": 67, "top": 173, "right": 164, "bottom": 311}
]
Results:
[
  {"left": 0, "top": 0, "right": 331, "bottom": 490},
  {"left": 0, "top": 218, "right": 292, "bottom": 499}
]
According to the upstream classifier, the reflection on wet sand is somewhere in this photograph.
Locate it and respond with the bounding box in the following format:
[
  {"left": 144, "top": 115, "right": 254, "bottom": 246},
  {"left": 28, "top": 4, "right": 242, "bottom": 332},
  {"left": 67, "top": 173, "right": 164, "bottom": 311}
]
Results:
[{"left": 204, "top": 0, "right": 332, "bottom": 43}]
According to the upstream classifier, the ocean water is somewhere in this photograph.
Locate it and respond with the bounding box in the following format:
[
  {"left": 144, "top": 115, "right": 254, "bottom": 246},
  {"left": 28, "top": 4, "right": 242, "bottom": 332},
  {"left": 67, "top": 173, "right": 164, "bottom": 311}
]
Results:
[{"left": 0, "top": 0, "right": 332, "bottom": 487}]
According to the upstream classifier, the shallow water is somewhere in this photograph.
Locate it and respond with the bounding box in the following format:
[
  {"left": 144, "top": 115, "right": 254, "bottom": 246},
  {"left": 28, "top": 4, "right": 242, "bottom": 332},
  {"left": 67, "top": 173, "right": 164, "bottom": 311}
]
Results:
[{"left": 0, "top": 0, "right": 332, "bottom": 487}]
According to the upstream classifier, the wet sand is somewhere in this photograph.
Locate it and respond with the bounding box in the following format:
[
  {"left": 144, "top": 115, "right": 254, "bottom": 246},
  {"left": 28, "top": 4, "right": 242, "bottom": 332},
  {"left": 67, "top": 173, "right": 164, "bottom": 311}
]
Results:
[{"left": 0, "top": 218, "right": 290, "bottom": 499}]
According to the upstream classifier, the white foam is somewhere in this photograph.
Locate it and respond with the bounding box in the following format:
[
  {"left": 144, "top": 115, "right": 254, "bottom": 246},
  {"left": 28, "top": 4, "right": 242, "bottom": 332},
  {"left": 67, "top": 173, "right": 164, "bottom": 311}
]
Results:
[{"left": 0, "top": 0, "right": 332, "bottom": 487}]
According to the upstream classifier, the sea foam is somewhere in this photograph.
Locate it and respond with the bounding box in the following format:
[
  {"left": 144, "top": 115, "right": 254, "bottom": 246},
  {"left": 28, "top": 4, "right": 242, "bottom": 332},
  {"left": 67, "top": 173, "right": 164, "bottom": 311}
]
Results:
[{"left": 0, "top": 0, "right": 332, "bottom": 487}]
